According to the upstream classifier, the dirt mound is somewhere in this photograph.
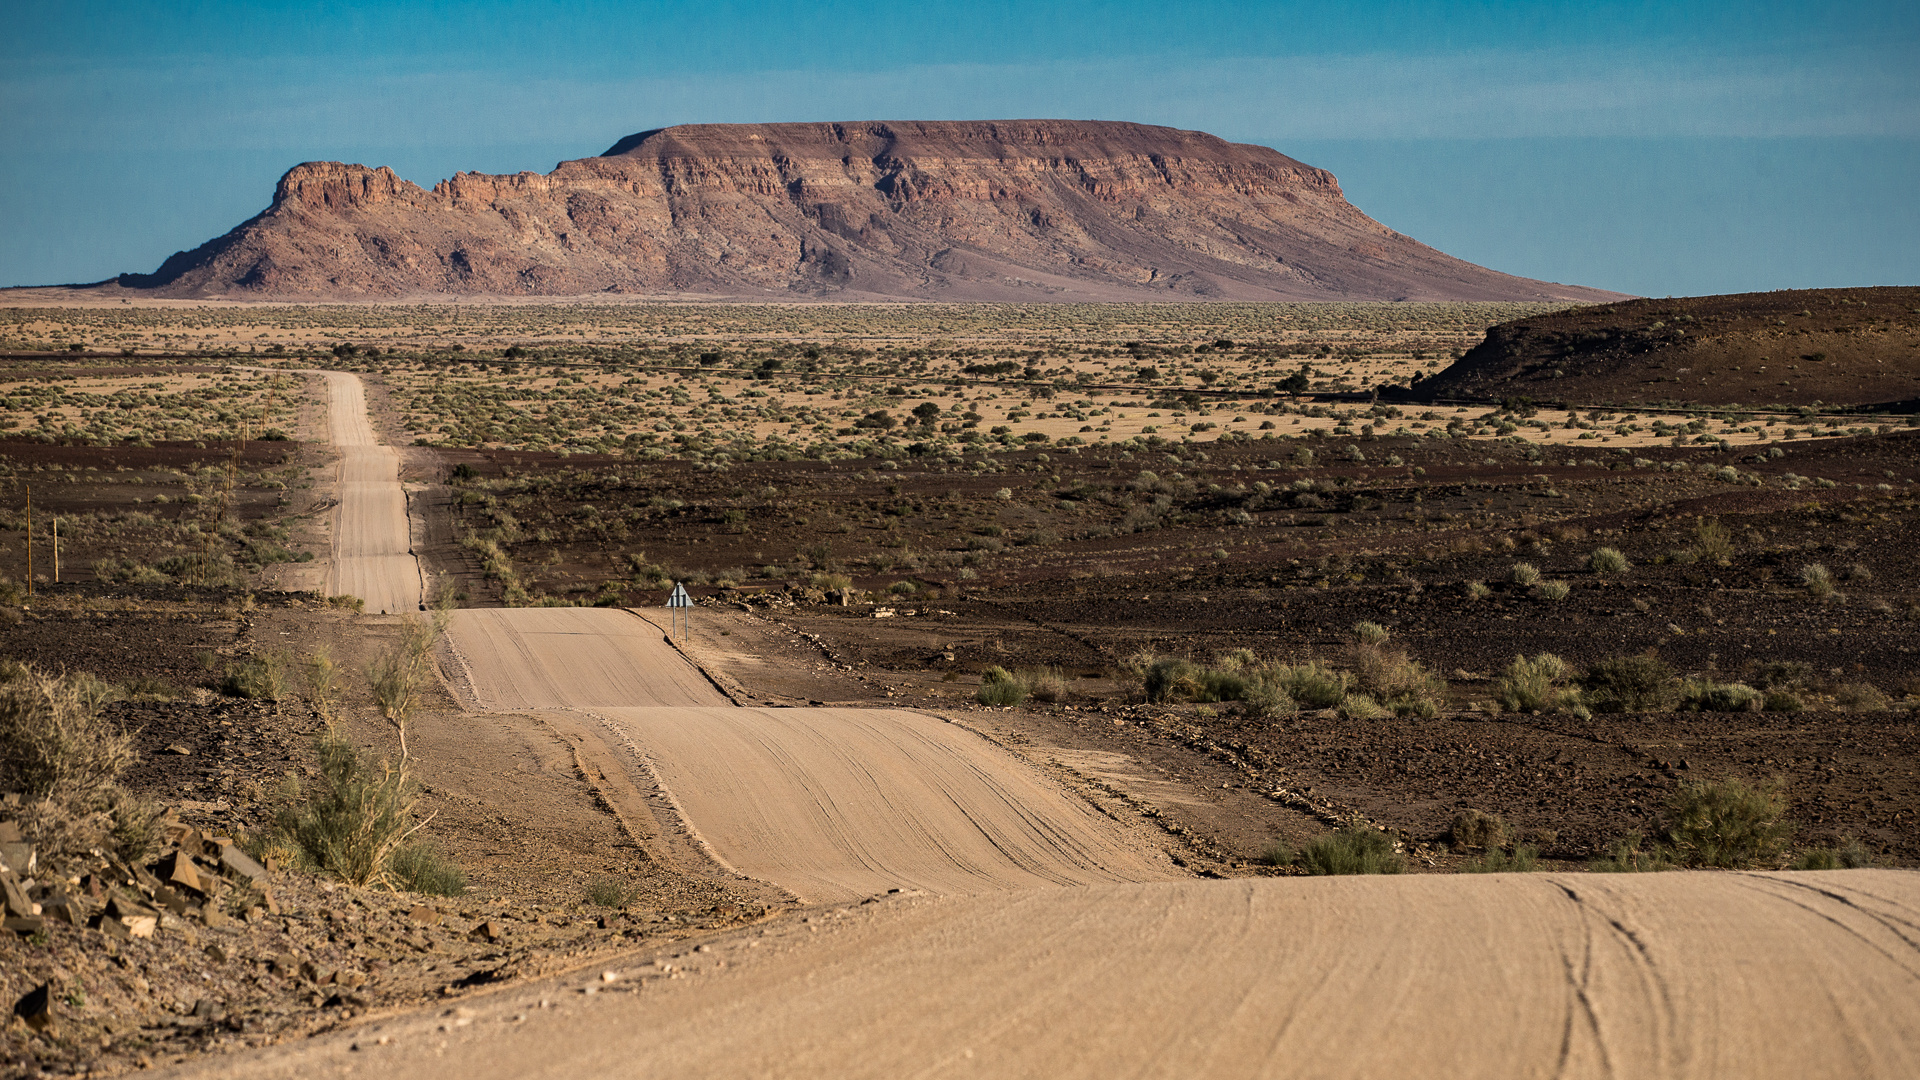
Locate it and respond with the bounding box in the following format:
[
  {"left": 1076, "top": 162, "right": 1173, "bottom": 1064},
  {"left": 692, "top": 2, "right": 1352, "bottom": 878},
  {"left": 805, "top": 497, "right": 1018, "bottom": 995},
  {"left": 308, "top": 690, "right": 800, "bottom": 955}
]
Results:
[
  {"left": 1410, "top": 286, "right": 1920, "bottom": 408},
  {"left": 77, "top": 121, "right": 1618, "bottom": 303}
]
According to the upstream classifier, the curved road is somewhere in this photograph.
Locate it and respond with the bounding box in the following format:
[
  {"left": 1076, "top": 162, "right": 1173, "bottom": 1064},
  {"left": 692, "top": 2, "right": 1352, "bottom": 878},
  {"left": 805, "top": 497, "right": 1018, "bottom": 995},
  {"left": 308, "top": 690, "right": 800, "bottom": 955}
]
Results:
[{"left": 196, "top": 371, "right": 1920, "bottom": 1080}]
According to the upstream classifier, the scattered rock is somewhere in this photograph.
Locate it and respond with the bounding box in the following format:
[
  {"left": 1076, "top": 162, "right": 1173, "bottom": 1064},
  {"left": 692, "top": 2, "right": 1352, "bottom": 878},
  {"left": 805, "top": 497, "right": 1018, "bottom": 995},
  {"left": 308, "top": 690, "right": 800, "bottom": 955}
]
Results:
[{"left": 13, "top": 982, "right": 53, "bottom": 1032}]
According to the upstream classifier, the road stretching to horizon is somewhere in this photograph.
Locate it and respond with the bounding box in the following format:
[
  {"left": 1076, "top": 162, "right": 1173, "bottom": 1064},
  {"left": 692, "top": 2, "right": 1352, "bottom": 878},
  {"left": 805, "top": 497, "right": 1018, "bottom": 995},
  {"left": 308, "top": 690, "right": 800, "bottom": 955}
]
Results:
[
  {"left": 320, "top": 370, "right": 423, "bottom": 615},
  {"left": 176, "top": 371, "right": 1920, "bottom": 1080}
]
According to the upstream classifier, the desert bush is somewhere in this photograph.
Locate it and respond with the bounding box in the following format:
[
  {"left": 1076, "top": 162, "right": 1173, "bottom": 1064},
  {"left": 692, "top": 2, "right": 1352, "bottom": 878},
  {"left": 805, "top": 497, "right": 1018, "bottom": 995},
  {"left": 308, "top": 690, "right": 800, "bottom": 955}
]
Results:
[
  {"left": 389, "top": 839, "right": 467, "bottom": 896},
  {"left": 1448, "top": 808, "right": 1508, "bottom": 851},
  {"left": 327, "top": 593, "right": 366, "bottom": 612},
  {"left": 1534, "top": 580, "right": 1571, "bottom": 601},
  {"left": 1018, "top": 666, "right": 1070, "bottom": 704},
  {"left": 1800, "top": 563, "right": 1837, "bottom": 600},
  {"left": 1461, "top": 844, "right": 1539, "bottom": 873},
  {"left": 1255, "top": 841, "right": 1293, "bottom": 867},
  {"left": 1587, "top": 547, "right": 1630, "bottom": 574},
  {"left": 1763, "top": 690, "right": 1805, "bottom": 712},
  {"left": 1271, "top": 661, "right": 1350, "bottom": 709},
  {"left": 1678, "top": 679, "right": 1764, "bottom": 712},
  {"left": 1495, "top": 654, "right": 1585, "bottom": 715},
  {"left": 273, "top": 729, "right": 418, "bottom": 888},
  {"left": 977, "top": 666, "right": 1028, "bottom": 706},
  {"left": 1663, "top": 776, "right": 1793, "bottom": 868},
  {"left": 1749, "top": 661, "right": 1813, "bottom": 690},
  {"left": 1349, "top": 644, "right": 1445, "bottom": 717},
  {"left": 1352, "top": 620, "right": 1390, "bottom": 647},
  {"left": 1509, "top": 562, "right": 1541, "bottom": 586},
  {"left": 1465, "top": 580, "right": 1491, "bottom": 600},
  {"left": 1214, "top": 647, "right": 1261, "bottom": 672},
  {"left": 221, "top": 649, "right": 290, "bottom": 701},
  {"left": 1695, "top": 517, "right": 1733, "bottom": 562},
  {"left": 1588, "top": 831, "right": 1673, "bottom": 872},
  {"left": 1580, "top": 653, "right": 1677, "bottom": 712},
  {"left": 1298, "top": 825, "right": 1404, "bottom": 875},
  {"left": 1832, "top": 682, "right": 1891, "bottom": 712},
  {"left": 1792, "top": 838, "right": 1875, "bottom": 870},
  {"left": 808, "top": 571, "right": 852, "bottom": 592},
  {"left": 585, "top": 875, "right": 642, "bottom": 907},
  {"left": 0, "top": 662, "right": 137, "bottom": 807},
  {"left": 368, "top": 606, "right": 452, "bottom": 756},
  {"left": 1336, "top": 693, "right": 1387, "bottom": 721}
]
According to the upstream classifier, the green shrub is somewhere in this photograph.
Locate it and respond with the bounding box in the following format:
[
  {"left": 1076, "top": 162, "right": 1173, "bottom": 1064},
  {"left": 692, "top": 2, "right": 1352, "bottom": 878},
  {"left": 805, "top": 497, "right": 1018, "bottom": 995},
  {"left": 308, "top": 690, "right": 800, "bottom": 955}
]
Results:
[
  {"left": 1678, "top": 678, "right": 1763, "bottom": 712},
  {"left": 389, "top": 840, "right": 467, "bottom": 896},
  {"left": 1749, "top": 661, "right": 1812, "bottom": 690},
  {"left": 1273, "top": 661, "right": 1350, "bottom": 709},
  {"left": 1241, "top": 683, "right": 1299, "bottom": 720},
  {"left": 221, "top": 650, "right": 289, "bottom": 701},
  {"left": 1461, "top": 844, "right": 1539, "bottom": 873},
  {"left": 1833, "top": 682, "right": 1891, "bottom": 712},
  {"left": 1763, "top": 690, "right": 1805, "bottom": 712},
  {"left": 273, "top": 730, "right": 417, "bottom": 888},
  {"left": 1465, "top": 580, "right": 1492, "bottom": 600},
  {"left": 977, "top": 666, "right": 1027, "bottom": 706},
  {"left": 1588, "top": 831, "right": 1672, "bottom": 873},
  {"left": 1695, "top": 517, "right": 1733, "bottom": 562},
  {"left": 1664, "top": 777, "right": 1794, "bottom": 868},
  {"left": 1255, "top": 841, "right": 1293, "bottom": 867},
  {"left": 1791, "top": 838, "right": 1875, "bottom": 870},
  {"left": 1336, "top": 693, "right": 1387, "bottom": 721},
  {"left": 1580, "top": 653, "right": 1677, "bottom": 712},
  {"left": 1017, "top": 666, "right": 1070, "bottom": 704},
  {"left": 585, "top": 875, "right": 642, "bottom": 907},
  {"left": 1298, "top": 825, "right": 1404, "bottom": 875},
  {"left": 1352, "top": 621, "right": 1390, "bottom": 647},
  {"left": 1448, "top": 808, "right": 1508, "bottom": 851},
  {"left": 1509, "top": 562, "right": 1541, "bottom": 586},
  {"left": 1587, "top": 547, "right": 1630, "bottom": 574},
  {"left": 368, "top": 609, "right": 451, "bottom": 755},
  {"left": 1800, "top": 563, "right": 1837, "bottom": 600},
  {"left": 1213, "top": 648, "right": 1262, "bottom": 672},
  {"left": 0, "top": 663, "right": 137, "bottom": 804},
  {"left": 0, "top": 663, "right": 158, "bottom": 866},
  {"left": 1495, "top": 654, "right": 1584, "bottom": 715},
  {"left": 1534, "top": 580, "right": 1571, "bottom": 601}
]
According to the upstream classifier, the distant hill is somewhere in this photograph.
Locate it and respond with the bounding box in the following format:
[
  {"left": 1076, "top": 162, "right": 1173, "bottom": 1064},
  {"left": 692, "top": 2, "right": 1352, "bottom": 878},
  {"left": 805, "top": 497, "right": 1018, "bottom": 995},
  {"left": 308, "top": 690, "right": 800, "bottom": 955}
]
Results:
[
  {"left": 1409, "top": 287, "right": 1920, "bottom": 409},
  {"left": 69, "top": 120, "right": 1618, "bottom": 303}
]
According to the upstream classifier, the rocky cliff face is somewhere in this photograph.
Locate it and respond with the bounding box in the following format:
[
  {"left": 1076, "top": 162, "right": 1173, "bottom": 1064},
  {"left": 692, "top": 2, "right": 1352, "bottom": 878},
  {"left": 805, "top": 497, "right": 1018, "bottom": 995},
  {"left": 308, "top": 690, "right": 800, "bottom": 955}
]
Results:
[{"left": 115, "top": 120, "right": 1619, "bottom": 302}]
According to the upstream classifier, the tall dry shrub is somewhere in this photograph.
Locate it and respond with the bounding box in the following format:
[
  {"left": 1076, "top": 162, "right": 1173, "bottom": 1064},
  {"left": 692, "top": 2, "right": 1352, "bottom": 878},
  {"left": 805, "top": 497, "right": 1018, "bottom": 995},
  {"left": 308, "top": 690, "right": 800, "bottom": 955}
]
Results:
[{"left": 0, "top": 662, "right": 159, "bottom": 865}]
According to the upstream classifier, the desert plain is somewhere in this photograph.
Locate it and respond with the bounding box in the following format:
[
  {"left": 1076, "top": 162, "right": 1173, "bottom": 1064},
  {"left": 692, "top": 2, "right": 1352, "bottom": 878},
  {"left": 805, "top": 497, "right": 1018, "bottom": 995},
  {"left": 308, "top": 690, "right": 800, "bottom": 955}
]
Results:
[{"left": 0, "top": 292, "right": 1916, "bottom": 1078}]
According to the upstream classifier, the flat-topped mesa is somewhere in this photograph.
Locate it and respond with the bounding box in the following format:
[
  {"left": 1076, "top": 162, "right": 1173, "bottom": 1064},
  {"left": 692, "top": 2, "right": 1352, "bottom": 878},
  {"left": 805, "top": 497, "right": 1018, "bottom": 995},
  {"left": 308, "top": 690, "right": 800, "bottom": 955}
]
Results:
[
  {"left": 273, "top": 163, "right": 427, "bottom": 213},
  {"left": 110, "top": 120, "right": 1624, "bottom": 302}
]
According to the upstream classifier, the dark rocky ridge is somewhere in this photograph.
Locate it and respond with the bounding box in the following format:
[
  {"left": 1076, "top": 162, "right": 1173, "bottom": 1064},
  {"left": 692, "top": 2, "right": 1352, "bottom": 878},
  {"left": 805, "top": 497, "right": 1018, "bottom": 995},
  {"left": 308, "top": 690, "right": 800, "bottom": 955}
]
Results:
[
  {"left": 100, "top": 120, "right": 1620, "bottom": 303},
  {"left": 1409, "top": 286, "right": 1920, "bottom": 408}
]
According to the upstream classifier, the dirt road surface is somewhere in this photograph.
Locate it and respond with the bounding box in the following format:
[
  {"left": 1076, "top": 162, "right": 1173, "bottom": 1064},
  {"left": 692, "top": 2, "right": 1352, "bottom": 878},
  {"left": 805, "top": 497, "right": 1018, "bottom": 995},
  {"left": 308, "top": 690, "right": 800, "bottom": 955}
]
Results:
[
  {"left": 168, "top": 869, "right": 1920, "bottom": 1080},
  {"left": 444, "top": 607, "right": 730, "bottom": 710},
  {"left": 601, "top": 704, "right": 1170, "bottom": 901},
  {"left": 195, "top": 370, "right": 1916, "bottom": 1080},
  {"left": 440, "top": 604, "right": 1173, "bottom": 901},
  {"left": 321, "top": 370, "right": 422, "bottom": 615}
]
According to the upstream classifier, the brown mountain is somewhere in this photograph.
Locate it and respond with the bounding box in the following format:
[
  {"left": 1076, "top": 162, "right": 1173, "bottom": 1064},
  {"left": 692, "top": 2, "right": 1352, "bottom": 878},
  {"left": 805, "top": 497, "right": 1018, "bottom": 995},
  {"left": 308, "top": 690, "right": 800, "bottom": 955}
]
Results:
[
  {"left": 1409, "top": 287, "right": 1920, "bottom": 408},
  {"left": 108, "top": 120, "right": 1621, "bottom": 303}
]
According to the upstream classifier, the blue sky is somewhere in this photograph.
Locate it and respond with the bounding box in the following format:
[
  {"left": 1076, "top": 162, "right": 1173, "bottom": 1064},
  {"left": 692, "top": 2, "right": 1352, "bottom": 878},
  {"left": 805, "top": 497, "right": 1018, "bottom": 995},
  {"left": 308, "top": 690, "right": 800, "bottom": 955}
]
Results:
[{"left": 4, "top": 1, "right": 1916, "bottom": 294}]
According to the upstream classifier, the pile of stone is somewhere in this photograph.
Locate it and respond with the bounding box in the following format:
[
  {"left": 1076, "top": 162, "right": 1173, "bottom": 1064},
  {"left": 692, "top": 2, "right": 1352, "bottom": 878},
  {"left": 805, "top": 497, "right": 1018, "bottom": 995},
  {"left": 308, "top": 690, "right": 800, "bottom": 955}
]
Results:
[{"left": 2, "top": 814, "right": 276, "bottom": 946}]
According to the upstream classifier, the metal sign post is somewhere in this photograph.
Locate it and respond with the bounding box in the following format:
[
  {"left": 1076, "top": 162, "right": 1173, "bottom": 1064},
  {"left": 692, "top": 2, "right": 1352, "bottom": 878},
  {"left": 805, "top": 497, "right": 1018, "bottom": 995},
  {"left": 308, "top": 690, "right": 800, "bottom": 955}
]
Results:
[{"left": 666, "top": 581, "right": 692, "bottom": 640}]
